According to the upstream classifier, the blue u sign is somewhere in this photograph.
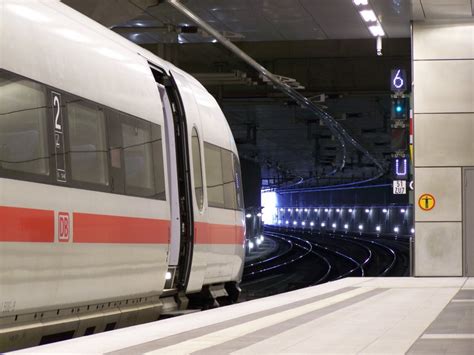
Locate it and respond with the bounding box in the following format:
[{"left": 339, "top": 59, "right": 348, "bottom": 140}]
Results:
[{"left": 392, "top": 158, "right": 408, "bottom": 180}]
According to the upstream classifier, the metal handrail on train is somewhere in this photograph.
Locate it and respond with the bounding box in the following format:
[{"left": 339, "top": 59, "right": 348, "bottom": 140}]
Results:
[{"left": 166, "top": 0, "right": 385, "bottom": 185}]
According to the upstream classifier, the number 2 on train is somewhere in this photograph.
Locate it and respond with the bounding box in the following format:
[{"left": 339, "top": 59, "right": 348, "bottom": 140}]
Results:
[
  {"left": 53, "top": 92, "right": 62, "bottom": 132},
  {"left": 52, "top": 91, "right": 67, "bottom": 182}
]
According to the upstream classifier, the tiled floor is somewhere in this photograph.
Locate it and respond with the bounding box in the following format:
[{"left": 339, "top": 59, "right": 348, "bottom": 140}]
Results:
[
  {"left": 13, "top": 277, "right": 473, "bottom": 354},
  {"left": 408, "top": 288, "right": 474, "bottom": 354}
]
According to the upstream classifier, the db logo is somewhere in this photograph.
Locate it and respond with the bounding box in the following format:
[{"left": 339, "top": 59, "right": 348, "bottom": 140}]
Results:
[{"left": 58, "top": 212, "right": 70, "bottom": 242}]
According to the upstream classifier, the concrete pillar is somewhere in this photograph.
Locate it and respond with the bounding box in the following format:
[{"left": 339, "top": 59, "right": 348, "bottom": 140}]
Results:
[{"left": 412, "top": 21, "right": 474, "bottom": 276}]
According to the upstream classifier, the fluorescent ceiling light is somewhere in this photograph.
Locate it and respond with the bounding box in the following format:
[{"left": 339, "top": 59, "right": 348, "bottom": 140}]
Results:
[
  {"left": 360, "top": 10, "right": 377, "bottom": 22},
  {"left": 369, "top": 24, "right": 385, "bottom": 37},
  {"left": 353, "top": 0, "right": 368, "bottom": 5}
]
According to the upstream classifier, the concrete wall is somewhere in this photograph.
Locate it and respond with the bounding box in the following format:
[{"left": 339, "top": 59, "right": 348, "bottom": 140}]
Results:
[{"left": 413, "top": 21, "right": 474, "bottom": 276}]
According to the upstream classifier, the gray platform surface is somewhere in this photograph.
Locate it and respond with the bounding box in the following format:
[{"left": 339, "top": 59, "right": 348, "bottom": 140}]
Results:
[{"left": 13, "top": 277, "right": 473, "bottom": 354}]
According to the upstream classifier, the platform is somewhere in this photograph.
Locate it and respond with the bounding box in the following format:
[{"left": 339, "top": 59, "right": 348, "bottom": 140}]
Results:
[{"left": 13, "top": 277, "right": 473, "bottom": 354}]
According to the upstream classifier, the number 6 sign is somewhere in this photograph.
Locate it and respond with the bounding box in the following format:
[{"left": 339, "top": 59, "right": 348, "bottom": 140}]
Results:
[{"left": 391, "top": 69, "right": 407, "bottom": 92}]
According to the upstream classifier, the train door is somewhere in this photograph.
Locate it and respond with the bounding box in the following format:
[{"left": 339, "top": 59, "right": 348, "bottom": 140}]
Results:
[
  {"left": 463, "top": 168, "right": 474, "bottom": 276},
  {"left": 149, "top": 65, "right": 194, "bottom": 291}
]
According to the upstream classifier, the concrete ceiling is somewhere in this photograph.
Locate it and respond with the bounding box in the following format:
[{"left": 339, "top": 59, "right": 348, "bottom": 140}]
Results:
[
  {"left": 64, "top": 0, "right": 474, "bottom": 45},
  {"left": 60, "top": 0, "right": 470, "bottom": 189}
]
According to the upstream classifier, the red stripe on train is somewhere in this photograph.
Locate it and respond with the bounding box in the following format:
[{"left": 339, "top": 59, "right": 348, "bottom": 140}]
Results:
[
  {"left": 0, "top": 206, "right": 244, "bottom": 244},
  {"left": 0, "top": 206, "right": 54, "bottom": 242},
  {"left": 73, "top": 213, "right": 170, "bottom": 244},
  {"left": 195, "top": 222, "right": 245, "bottom": 245}
]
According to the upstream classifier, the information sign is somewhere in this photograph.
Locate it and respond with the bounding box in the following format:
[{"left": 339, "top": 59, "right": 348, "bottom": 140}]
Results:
[
  {"left": 391, "top": 69, "right": 407, "bottom": 92},
  {"left": 393, "top": 180, "right": 407, "bottom": 195}
]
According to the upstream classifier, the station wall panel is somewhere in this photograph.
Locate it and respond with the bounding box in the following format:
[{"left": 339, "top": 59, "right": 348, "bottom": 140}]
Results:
[
  {"left": 413, "top": 21, "right": 473, "bottom": 276},
  {"left": 414, "top": 222, "right": 462, "bottom": 276},
  {"left": 414, "top": 167, "right": 461, "bottom": 222},
  {"left": 413, "top": 60, "right": 474, "bottom": 114},
  {"left": 415, "top": 113, "right": 474, "bottom": 166},
  {"left": 413, "top": 22, "right": 474, "bottom": 60}
]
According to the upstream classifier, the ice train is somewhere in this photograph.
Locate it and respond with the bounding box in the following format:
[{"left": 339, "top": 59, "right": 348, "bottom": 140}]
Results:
[{"left": 0, "top": 0, "right": 245, "bottom": 351}]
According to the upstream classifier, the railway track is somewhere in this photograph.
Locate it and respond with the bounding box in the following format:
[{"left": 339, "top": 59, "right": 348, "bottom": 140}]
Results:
[{"left": 240, "top": 227, "right": 409, "bottom": 300}]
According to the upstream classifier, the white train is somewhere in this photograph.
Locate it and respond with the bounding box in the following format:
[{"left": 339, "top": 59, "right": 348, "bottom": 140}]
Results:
[{"left": 0, "top": 0, "right": 245, "bottom": 351}]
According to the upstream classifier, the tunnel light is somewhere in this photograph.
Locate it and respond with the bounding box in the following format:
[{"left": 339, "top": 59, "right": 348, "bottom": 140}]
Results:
[
  {"left": 321, "top": 222, "right": 326, "bottom": 227},
  {"left": 332, "top": 223, "right": 337, "bottom": 229},
  {"left": 365, "top": 209, "right": 370, "bottom": 213},
  {"left": 288, "top": 208, "right": 292, "bottom": 212},
  {"left": 165, "top": 271, "right": 172, "bottom": 280},
  {"left": 394, "top": 227, "right": 400, "bottom": 233},
  {"left": 324, "top": 208, "right": 329, "bottom": 213},
  {"left": 278, "top": 220, "right": 282, "bottom": 224},
  {"left": 296, "top": 208, "right": 299, "bottom": 212},
  {"left": 256, "top": 213, "right": 262, "bottom": 217},
  {"left": 360, "top": 9, "right": 377, "bottom": 22},
  {"left": 304, "top": 209, "right": 308, "bottom": 212},
  {"left": 302, "top": 221, "right": 306, "bottom": 226},
  {"left": 411, "top": 228, "right": 415, "bottom": 234},
  {"left": 249, "top": 241, "right": 254, "bottom": 250},
  {"left": 344, "top": 224, "right": 349, "bottom": 229},
  {"left": 314, "top": 209, "right": 318, "bottom": 212},
  {"left": 245, "top": 213, "right": 252, "bottom": 218},
  {"left": 336, "top": 209, "right": 341, "bottom": 213},
  {"left": 310, "top": 221, "right": 314, "bottom": 227},
  {"left": 256, "top": 238, "right": 262, "bottom": 246},
  {"left": 382, "top": 209, "right": 388, "bottom": 213},
  {"left": 353, "top": 0, "right": 368, "bottom": 5},
  {"left": 280, "top": 208, "right": 284, "bottom": 212},
  {"left": 260, "top": 235, "right": 265, "bottom": 242},
  {"left": 368, "top": 24, "right": 385, "bottom": 37},
  {"left": 401, "top": 209, "right": 406, "bottom": 213},
  {"left": 349, "top": 208, "right": 354, "bottom": 213},
  {"left": 358, "top": 224, "right": 364, "bottom": 230},
  {"left": 376, "top": 225, "right": 381, "bottom": 232},
  {"left": 285, "top": 220, "right": 289, "bottom": 225},
  {"left": 293, "top": 221, "right": 297, "bottom": 226}
]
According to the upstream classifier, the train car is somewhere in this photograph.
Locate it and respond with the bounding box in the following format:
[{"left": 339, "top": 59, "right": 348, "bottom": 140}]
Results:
[{"left": 0, "top": 0, "right": 245, "bottom": 351}]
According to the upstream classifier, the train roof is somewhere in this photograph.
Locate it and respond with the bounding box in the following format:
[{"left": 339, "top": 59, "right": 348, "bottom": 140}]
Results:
[{"left": 0, "top": 0, "right": 207, "bottom": 121}]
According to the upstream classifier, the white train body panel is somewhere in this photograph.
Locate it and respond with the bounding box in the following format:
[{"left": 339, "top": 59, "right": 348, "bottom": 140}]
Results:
[
  {"left": 0, "top": 0, "right": 245, "bottom": 350},
  {"left": 0, "top": 179, "right": 169, "bottom": 313}
]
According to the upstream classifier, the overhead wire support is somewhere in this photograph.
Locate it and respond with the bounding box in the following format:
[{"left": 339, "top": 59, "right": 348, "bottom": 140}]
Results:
[{"left": 165, "top": 0, "right": 385, "bottom": 185}]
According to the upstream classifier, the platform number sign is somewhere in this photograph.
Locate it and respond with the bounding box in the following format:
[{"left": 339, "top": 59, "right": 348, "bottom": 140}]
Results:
[
  {"left": 393, "top": 180, "right": 407, "bottom": 195},
  {"left": 52, "top": 92, "right": 67, "bottom": 182},
  {"left": 392, "top": 158, "right": 409, "bottom": 180},
  {"left": 391, "top": 69, "right": 407, "bottom": 93},
  {"left": 58, "top": 212, "right": 70, "bottom": 242}
]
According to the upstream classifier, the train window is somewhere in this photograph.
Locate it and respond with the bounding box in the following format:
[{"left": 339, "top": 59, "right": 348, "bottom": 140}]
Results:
[
  {"left": 107, "top": 111, "right": 165, "bottom": 200},
  {"left": 0, "top": 73, "right": 49, "bottom": 176},
  {"left": 67, "top": 101, "right": 109, "bottom": 186},
  {"left": 122, "top": 119, "right": 155, "bottom": 197},
  {"left": 204, "top": 143, "right": 225, "bottom": 208},
  {"left": 233, "top": 154, "right": 244, "bottom": 210},
  {"left": 222, "top": 149, "right": 237, "bottom": 210},
  {"left": 151, "top": 123, "right": 166, "bottom": 200},
  {"left": 191, "top": 128, "right": 204, "bottom": 211},
  {"left": 106, "top": 110, "right": 125, "bottom": 194}
]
